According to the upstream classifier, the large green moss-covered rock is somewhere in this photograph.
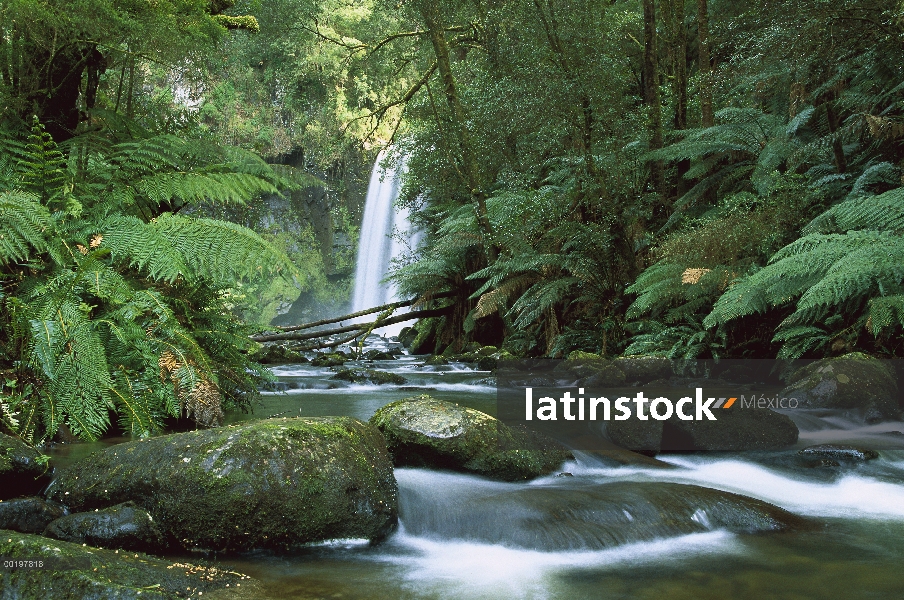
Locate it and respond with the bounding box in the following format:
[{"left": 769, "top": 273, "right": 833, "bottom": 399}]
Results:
[
  {"left": 370, "top": 396, "right": 572, "bottom": 481},
  {"left": 0, "top": 530, "right": 257, "bottom": 599},
  {"left": 46, "top": 417, "right": 398, "bottom": 553},
  {"left": 0, "top": 433, "right": 49, "bottom": 500},
  {"left": 781, "top": 353, "right": 900, "bottom": 421}
]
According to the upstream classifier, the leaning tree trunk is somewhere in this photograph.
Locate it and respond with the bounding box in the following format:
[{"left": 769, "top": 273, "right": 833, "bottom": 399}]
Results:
[{"left": 419, "top": 4, "right": 498, "bottom": 263}]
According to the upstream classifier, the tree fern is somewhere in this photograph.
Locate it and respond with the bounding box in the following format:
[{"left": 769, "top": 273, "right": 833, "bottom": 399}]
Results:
[
  {"left": 0, "top": 121, "right": 295, "bottom": 441},
  {"left": 0, "top": 191, "right": 51, "bottom": 265}
]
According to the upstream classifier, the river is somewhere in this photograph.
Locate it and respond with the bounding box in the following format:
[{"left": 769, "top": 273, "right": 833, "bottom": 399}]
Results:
[{"left": 155, "top": 336, "right": 904, "bottom": 600}]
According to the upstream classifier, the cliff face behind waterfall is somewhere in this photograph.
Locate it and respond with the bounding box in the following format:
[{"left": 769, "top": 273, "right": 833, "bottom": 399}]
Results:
[{"left": 263, "top": 148, "right": 371, "bottom": 327}]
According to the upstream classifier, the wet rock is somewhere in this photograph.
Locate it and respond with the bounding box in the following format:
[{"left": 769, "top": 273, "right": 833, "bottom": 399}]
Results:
[
  {"left": 46, "top": 417, "right": 398, "bottom": 552},
  {"left": 331, "top": 368, "right": 407, "bottom": 385},
  {"left": 424, "top": 355, "right": 448, "bottom": 366},
  {"left": 44, "top": 502, "right": 166, "bottom": 553},
  {"left": 612, "top": 356, "right": 673, "bottom": 383},
  {"left": 311, "top": 352, "right": 347, "bottom": 367},
  {"left": 582, "top": 364, "right": 628, "bottom": 387},
  {"left": 476, "top": 356, "right": 498, "bottom": 371},
  {"left": 799, "top": 444, "right": 879, "bottom": 461},
  {"left": 254, "top": 343, "right": 306, "bottom": 365},
  {"left": 363, "top": 349, "right": 396, "bottom": 361},
  {"left": 781, "top": 353, "right": 899, "bottom": 421},
  {"left": 398, "top": 326, "right": 417, "bottom": 349},
  {"left": 476, "top": 346, "right": 499, "bottom": 357},
  {"left": 0, "top": 530, "right": 256, "bottom": 598},
  {"left": 0, "top": 497, "right": 66, "bottom": 533},
  {"left": 606, "top": 419, "right": 664, "bottom": 456},
  {"left": 0, "top": 433, "right": 49, "bottom": 499},
  {"left": 371, "top": 395, "right": 573, "bottom": 481},
  {"left": 607, "top": 407, "right": 798, "bottom": 454},
  {"left": 461, "top": 342, "right": 481, "bottom": 353},
  {"left": 398, "top": 476, "right": 807, "bottom": 551}
]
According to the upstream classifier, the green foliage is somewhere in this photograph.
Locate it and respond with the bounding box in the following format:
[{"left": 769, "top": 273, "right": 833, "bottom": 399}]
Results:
[
  {"left": 704, "top": 187, "right": 904, "bottom": 357},
  {"left": 0, "top": 120, "right": 295, "bottom": 442}
]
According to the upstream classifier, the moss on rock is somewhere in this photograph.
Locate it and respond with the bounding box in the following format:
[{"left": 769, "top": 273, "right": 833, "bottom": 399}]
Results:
[
  {"left": 370, "top": 396, "right": 573, "bottom": 481},
  {"left": 45, "top": 417, "right": 398, "bottom": 553},
  {"left": 331, "top": 369, "right": 407, "bottom": 385},
  {"left": 781, "top": 353, "right": 900, "bottom": 421},
  {"left": 0, "top": 530, "right": 256, "bottom": 599}
]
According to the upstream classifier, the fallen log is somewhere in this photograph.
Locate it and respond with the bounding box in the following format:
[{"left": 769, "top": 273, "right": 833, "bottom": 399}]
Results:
[
  {"left": 250, "top": 307, "right": 453, "bottom": 343},
  {"left": 272, "top": 291, "right": 457, "bottom": 334}
]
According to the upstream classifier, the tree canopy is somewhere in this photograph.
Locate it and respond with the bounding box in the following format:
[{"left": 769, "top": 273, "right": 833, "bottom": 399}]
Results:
[{"left": 2, "top": 0, "right": 903, "bottom": 440}]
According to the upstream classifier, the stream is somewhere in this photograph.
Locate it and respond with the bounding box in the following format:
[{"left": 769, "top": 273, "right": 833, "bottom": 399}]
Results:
[
  {"left": 145, "top": 337, "right": 904, "bottom": 600},
  {"left": 38, "top": 335, "right": 904, "bottom": 599}
]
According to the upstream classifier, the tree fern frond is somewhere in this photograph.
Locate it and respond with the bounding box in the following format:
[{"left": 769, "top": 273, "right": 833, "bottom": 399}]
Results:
[
  {"left": 0, "top": 190, "right": 51, "bottom": 265},
  {"left": 803, "top": 188, "right": 904, "bottom": 235},
  {"left": 151, "top": 213, "right": 297, "bottom": 285}
]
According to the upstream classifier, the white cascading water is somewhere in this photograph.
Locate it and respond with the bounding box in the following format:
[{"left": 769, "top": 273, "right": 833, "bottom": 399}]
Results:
[{"left": 350, "top": 150, "right": 417, "bottom": 335}]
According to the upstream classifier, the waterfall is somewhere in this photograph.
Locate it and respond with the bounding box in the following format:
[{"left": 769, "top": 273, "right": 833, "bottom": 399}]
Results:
[{"left": 350, "top": 150, "right": 417, "bottom": 335}]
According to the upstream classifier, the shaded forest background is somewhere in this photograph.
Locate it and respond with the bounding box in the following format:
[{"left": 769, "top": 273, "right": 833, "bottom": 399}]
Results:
[{"left": 1, "top": 0, "right": 903, "bottom": 441}]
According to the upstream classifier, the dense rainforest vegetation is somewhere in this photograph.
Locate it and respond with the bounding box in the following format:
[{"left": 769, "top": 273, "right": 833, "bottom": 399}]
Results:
[{"left": 1, "top": 0, "right": 902, "bottom": 442}]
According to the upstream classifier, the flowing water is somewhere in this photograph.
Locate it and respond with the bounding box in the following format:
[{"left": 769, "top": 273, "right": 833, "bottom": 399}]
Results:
[
  {"left": 207, "top": 344, "right": 904, "bottom": 599},
  {"left": 349, "top": 151, "right": 419, "bottom": 337}
]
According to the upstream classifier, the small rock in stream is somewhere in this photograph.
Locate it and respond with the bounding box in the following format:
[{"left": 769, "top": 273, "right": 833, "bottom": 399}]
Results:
[{"left": 798, "top": 444, "right": 879, "bottom": 461}]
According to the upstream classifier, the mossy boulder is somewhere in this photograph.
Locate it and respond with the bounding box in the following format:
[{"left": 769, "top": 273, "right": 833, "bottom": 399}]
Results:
[
  {"left": 46, "top": 417, "right": 398, "bottom": 553},
  {"left": 254, "top": 343, "right": 306, "bottom": 365},
  {"left": 613, "top": 356, "right": 673, "bottom": 383},
  {"left": 0, "top": 497, "right": 65, "bottom": 534},
  {"left": 398, "top": 326, "right": 417, "bottom": 349},
  {"left": 331, "top": 368, "right": 407, "bottom": 385},
  {"left": 0, "top": 433, "right": 49, "bottom": 500},
  {"left": 370, "top": 396, "right": 573, "bottom": 481},
  {"left": 310, "top": 352, "right": 347, "bottom": 367},
  {"left": 476, "top": 356, "right": 498, "bottom": 371},
  {"left": 781, "top": 353, "right": 899, "bottom": 421},
  {"left": 44, "top": 502, "right": 166, "bottom": 553},
  {"left": 607, "top": 407, "right": 798, "bottom": 454},
  {"left": 0, "top": 530, "right": 256, "bottom": 599},
  {"left": 566, "top": 350, "right": 602, "bottom": 361},
  {"left": 363, "top": 349, "right": 396, "bottom": 361}
]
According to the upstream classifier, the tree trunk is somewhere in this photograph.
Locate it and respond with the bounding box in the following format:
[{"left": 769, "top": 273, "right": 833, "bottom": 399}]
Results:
[
  {"left": 825, "top": 102, "right": 847, "bottom": 174},
  {"left": 665, "top": 0, "right": 690, "bottom": 194},
  {"left": 420, "top": 5, "right": 498, "bottom": 262},
  {"left": 643, "top": 0, "right": 664, "bottom": 193},
  {"left": 697, "top": 0, "right": 714, "bottom": 128}
]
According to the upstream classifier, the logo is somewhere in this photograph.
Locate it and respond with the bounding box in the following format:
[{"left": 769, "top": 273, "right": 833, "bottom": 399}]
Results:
[{"left": 524, "top": 388, "right": 738, "bottom": 422}]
